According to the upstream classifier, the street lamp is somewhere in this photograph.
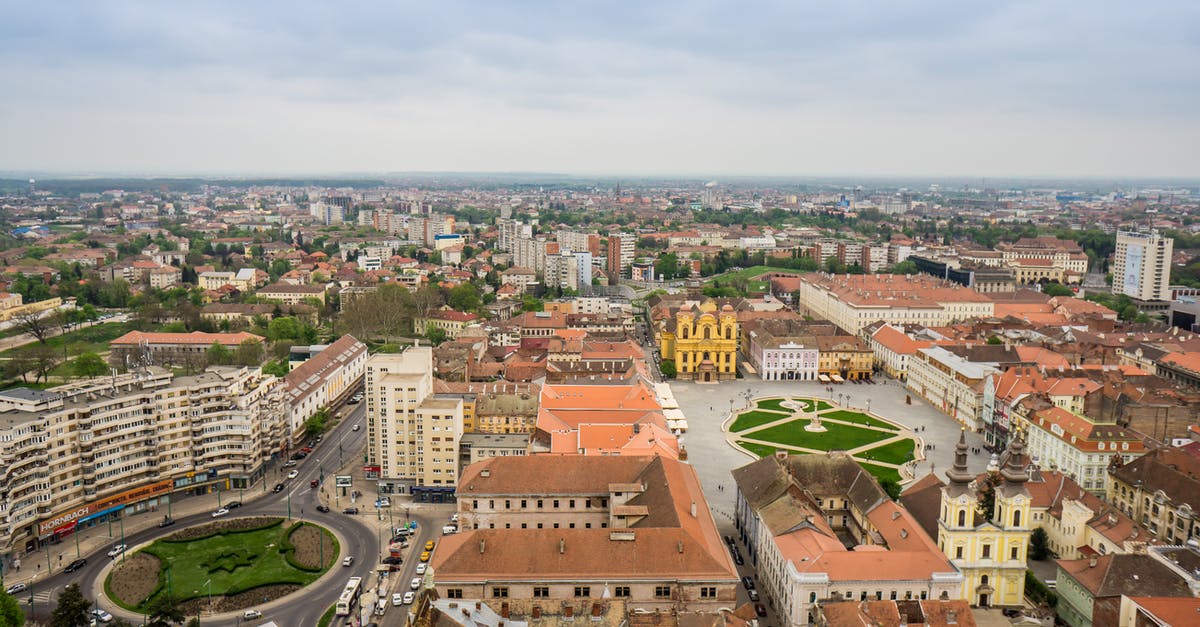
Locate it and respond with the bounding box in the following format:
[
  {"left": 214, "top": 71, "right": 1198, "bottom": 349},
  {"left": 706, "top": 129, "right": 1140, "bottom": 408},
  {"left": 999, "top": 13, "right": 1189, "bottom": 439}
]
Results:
[{"left": 204, "top": 579, "right": 212, "bottom": 614}]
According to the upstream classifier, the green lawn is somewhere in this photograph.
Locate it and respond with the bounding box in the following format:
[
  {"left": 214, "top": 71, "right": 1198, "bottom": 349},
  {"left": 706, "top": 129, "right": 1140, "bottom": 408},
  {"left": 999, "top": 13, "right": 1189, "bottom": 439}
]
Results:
[
  {"left": 707, "top": 265, "right": 804, "bottom": 285},
  {"left": 859, "top": 439, "right": 917, "bottom": 465},
  {"left": 816, "top": 400, "right": 833, "bottom": 411},
  {"left": 135, "top": 521, "right": 330, "bottom": 609},
  {"left": 859, "top": 462, "right": 903, "bottom": 484},
  {"left": 0, "top": 320, "right": 140, "bottom": 359},
  {"left": 756, "top": 398, "right": 792, "bottom": 413},
  {"left": 822, "top": 410, "right": 899, "bottom": 431},
  {"left": 729, "top": 410, "right": 790, "bottom": 432},
  {"left": 317, "top": 604, "right": 337, "bottom": 627},
  {"left": 749, "top": 420, "right": 890, "bottom": 452},
  {"left": 737, "top": 441, "right": 781, "bottom": 458}
]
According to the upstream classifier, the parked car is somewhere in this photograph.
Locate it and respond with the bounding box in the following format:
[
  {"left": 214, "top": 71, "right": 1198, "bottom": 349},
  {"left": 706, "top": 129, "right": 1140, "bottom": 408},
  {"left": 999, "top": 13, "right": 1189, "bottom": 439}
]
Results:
[
  {"left": 410, "top": 577, "right": 421, "bottom": 590},
  {"left": 211, "top": 508, "right": 229, "bottom": 518},
  {"left": 287, "top": 470, "right": 299, "bottom": 480},
  {"left": 392, "top": 593, "right": 404, "bottom": 606},
  {"left": 754, "top": 603, "right": 767, "bottom": 617},
  {"left": 415, "top": 563, "right": 426, "bottom": 575},
  {"left": 300, "top": 446, "right": 314, "bottom": 454},
  {"left": 273, "top": 483, "right": 285, "bottom": 493},
  {"left": 243, "top": 609, "right": 262, "bottom": 619},
  {"left": 424, "top": 540, "right": 435, "bottom": 551},
  {"left": 342, "top": 556, "right": 354, "bottom": 567},
  {"left": 741, "top": 576, "right": 754, "bottom": 590},
  {"left": 382, "top": 556, "right": 403, "bottom": 565},
  {"left": 106, "top": 544, "right": 127, "bottom": 558},
  {"left": 402, "top": 591, "right": 415, "bottom": 604},
  {"left": 419, "top": 551, "right": 430, "bottom": 562},
  {"left": 158, "top": 517, "right": 176, "bottom": 528},
  {"left": 225, "top": 500, "right": 241, "bottom": 509},
  {"left": 316, "top": 504, "right": 330, "bottom": 513},
  {"left": 92, "top": 609, "right": 113, "bottom": 623},
  {"left": 65, "top": 558, "right": 87, "bottom": 573},
  {"left": 6, "top": 583, "right": 26, "bottom": 595},
  {"left": 442, "top": 525, "right": 457, "bottom": 535},
  {"left": 290, "top": 452, "right": 307, "bottom": 460},
  {"left": 283, "top": 460, "right": 298, "bottom": 468},
  {"left": 748, "top": 589, "right": 759, "bottom": 602},
  {"left": 343, "top": 507, "right": 359, "bottom": 515}
]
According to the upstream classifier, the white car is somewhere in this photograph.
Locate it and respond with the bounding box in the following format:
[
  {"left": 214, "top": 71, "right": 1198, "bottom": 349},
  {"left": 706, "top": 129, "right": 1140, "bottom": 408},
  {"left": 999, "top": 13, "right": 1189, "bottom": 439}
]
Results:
[
  {"left": 376, "top": 497, "right": 390, "bottom": 508},
  {"left": 287, "top": 470, "right": 299, "bottom": 480},
  {"left": 91, "top": 609, "right": 113, "bottom": 623},
  {"left": 450, "top": 513, "right": 459, "bottom": 523},
  {"left": 5, "top": 583, "right": 26, "bottom": 595},
  {"left": 415, "top": 563, "right": 426, "bottom": 575},
  {"left": 402, "top": 591, "right": 415, "bottom": 604},
  {"left": 243, "top": 609, "right": 262, "bottom": 619},
  {"left": 392, "top": 593, "right": 404, "bottom": 606},
  {"left": 105, "top": 544, "right": 127, "bottom": 558},
  {"left": 410, "top": 577, "right": 421, "bottom": 590},
  {"left": 211, "top": 508, "right": 229, "bottom": 518},
  {"left": 342, "top": 556, "right": 354, "bottom": 567},
  {"left": 352, "top": 424, "right": 361, "bottom": 431}
]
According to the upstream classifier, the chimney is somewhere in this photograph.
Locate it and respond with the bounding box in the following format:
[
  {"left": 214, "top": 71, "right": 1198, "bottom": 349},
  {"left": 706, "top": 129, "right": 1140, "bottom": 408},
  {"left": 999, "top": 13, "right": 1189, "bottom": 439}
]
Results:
[
  {"left": 480, "top": 539, "right": 486, "bottom": 554},
  {"left": 559, "top": 538, "right": 565, "bottom": 554},
  {"left": 678, "top": 540, "right": 684, "bottom": 553},
  {"left": 691, "top": 501, "right": 697, "bottom": 517},
  {"left": 946, "top": 609, "right": 958, "bottom": 624},
  {"left": 1089, "top": 557, "right": 1097, "bottom": 568}
]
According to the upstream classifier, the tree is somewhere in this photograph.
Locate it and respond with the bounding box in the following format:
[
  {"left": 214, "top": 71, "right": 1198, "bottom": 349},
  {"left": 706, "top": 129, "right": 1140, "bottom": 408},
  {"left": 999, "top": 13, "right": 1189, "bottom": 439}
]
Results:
[
  {"left": 50, "top": 583, "right": 91, "bottom": 627},
  {"left": 880, "top": 479, "right": 902, "bottom": 501},
  {"left": 1042, "top": 283, "right": 1074, "bottom": 297},
  {"left": 206, "top": 342, "right": 232, "bottom": 366},
  {"left": 0, "top": 591, "right": 23, "bottom": 627},
  {"left": 1119, "top": 304, "right": 1139, "bottom": 321},
  {"left": 266, "top": 316, "right": 305, "bottom": 341},
  {"left": 521, "top": 295, "right": 544, "bottom": 312},
  {"left": 447, "top": 283, "right": 481, "bottom": 312},
  {"left": 654, "top": 253, "right": 681, "bottom": 280},
  {"left": 72, "top": 352, "right": 108, "bottom": 379},
  {"left": 144, "top": 595, "right": 185, "bottom": 627},
  {"left": 1029, "top": 527, "right": 1051, "bottom": 561},
  {"left": 660, "top": 359, "right": 676, "bottom": 379},
  {"left": 233, "top": 339, "right": 264, "bottom": 366},
  {"left": 13, "top": 309, "right": 52, "bottom": 344},
  {"left": 27, "top": 344, "right": 62, "bottom": 383},
  {"left": 304, "top": 409, "right": 331, "bottom": 437},
  {"left": 426, "top": 324, "right": 447, "bottom": 346},
  {"left": 986, "top": 335, "right": 1003, "bottom": 345}
]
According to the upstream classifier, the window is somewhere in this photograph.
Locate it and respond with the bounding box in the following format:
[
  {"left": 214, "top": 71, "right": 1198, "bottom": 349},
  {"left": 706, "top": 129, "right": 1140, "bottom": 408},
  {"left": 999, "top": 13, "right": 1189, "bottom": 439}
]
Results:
[
  {"left": 700, "top": 587, "right": 717, "bottom": 598},
  {"left": 958, "top": 510, "right": 966, "bottom": 527},
  {"left": 574, "top": 586, "right": 590, "bottom": 598},
  {"left": 982, "top": 544, "right": 991, "bottom": 559},
  {"left": 533, "top": 587, "right": 549, "bottom": 598},
  {"left": 1013, "top": 510, "right": 1021, "bottom": 527},
  {"left": 492, "top": 587, "right": 508, "bottom": 598},
  {"left": 554, "top": 499, "right": 560, "bottom": 508},
  {"left": 655, "top": 586, "right": 671, "bottom": 598},
  {"left": 615, "top": 586, "right": 630, "bottom": 598},
  {"left": 521, "top": 499, "right": 527, "bottom": 508},
  {"left": 955, "top": 546, "right": 963, "bottom": 560},
  {"left": 1011, "top": 546, "right": 1019, "bottom": 560},
  {"left": 569, "top": 499, "right": 575, "bottom": 508},
  {"left": 446, "top": 589, "right": 463, "bottom": 599}
]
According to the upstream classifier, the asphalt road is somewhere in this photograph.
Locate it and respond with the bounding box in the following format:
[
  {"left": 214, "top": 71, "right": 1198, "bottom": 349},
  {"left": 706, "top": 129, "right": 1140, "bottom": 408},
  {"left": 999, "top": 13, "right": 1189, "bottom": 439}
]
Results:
[{"left": 27, "top": 401, "right": 386, "bottom": 627}]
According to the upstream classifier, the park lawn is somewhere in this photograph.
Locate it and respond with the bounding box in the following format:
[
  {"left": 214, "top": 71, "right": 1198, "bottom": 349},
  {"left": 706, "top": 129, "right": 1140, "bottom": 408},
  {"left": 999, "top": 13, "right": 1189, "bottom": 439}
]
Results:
[
  {"left": 737, "top": 441, "right": 781, "bottom": 458},
  {"left": 822, "top": 410, "right": 899, "bottom": 431},
  {"left": 859, "top": 439, "right": 917, "bottom": 465},
  {"left": 756, "top": 398, "right": 793, "bottom": 413},
  {"left": 859, "top": 462, "right": 902, "bottom": 484},
  {"left": 0, "top": 320, "right": 140, "bottom": 359},
  {"left": 729, "top": 410, "right": 790, "bottom": 432},
  {"left": 706, "top": 265, "right": 804, "bottom": 286},
  {"left": 140, "top": 523, "right": 323, "bottom": 607},
  {"left": 816, "top": 400, "right": 833, "bottom": 411},
  {"left": 750, "top": 420, "right": 889, "bottom": 452}
]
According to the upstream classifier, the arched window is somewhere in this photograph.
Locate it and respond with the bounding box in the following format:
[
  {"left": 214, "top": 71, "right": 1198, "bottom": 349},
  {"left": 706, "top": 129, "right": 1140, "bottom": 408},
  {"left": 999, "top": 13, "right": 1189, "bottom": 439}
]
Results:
[
  {"left": 704, "top": 326, "right": 712, "bottom": 340},
  {"left": 680, "top": 325, "right": 688, "bottom": 339},
  {"left": 1013, "top": 510, "right": 1021, "bottom": 527},
  {"left": 980, "top": 575, "right": 989, "bottom": 585},
  {"left": 725, "top": 325, "right": 733, "bottom": 339},
  {"left": 958, "top": 510, "right": 966, "bottom": 527}
]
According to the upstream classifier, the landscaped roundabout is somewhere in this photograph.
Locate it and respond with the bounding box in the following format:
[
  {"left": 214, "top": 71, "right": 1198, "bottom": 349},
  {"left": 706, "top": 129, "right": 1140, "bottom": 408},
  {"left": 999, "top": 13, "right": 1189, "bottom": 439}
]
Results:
[
  {"left": 727, "top": 396, "right": 921, "bottom": 484},
  {"left": 105, "top": 516, "right": 337, "bottom": 616}
]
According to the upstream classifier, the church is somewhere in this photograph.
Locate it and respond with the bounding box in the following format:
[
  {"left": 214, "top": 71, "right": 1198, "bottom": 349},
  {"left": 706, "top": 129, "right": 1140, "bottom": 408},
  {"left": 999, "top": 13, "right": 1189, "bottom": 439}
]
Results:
[{"left": 658, "top": 300, "right": 738, "bottom": 382}]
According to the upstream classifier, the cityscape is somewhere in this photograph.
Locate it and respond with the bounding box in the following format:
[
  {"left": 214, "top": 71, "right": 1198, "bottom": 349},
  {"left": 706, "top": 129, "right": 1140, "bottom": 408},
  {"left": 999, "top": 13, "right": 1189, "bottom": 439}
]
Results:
[{"left": 2, "top": 3, "right": 1200, "bottom": 627}]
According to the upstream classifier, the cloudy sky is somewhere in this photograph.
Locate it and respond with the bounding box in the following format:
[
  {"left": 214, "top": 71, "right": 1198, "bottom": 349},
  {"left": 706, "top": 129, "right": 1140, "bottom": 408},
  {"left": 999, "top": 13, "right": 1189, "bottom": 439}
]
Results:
[{"left": 1, "top": 1, "right": 1197, "bottom": 178}]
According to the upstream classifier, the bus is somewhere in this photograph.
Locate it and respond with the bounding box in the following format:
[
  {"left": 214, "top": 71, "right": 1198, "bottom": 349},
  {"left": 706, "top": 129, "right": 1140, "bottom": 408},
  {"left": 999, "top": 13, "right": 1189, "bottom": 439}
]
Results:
[{"left": 335, "top": 577, "right": 363, "bottom": 616}]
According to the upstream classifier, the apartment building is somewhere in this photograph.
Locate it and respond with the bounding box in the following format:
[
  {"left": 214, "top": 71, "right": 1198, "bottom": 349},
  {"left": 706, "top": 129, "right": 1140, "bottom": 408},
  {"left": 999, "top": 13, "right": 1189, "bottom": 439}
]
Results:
[
  {"left": 255, "top": 282, "right": 328, "bottom": 305},
  {"left": 365, "top": 348, "right": 465, "bottom": 496},
  {"left": 1107, "top": 447, "right": 1200, "bottom": 544},
  {"left": 606, "top": 234, "right": 635, "bottom": 280},
  {"left": 906, "top": 347, "right": 1002, "bottom": 430},
  {"left": 415, "top": 308, "right": 481, "bottom": 340},
  {"left": 433, "top": 455, "right": 739, "bottom": 618},
  {"left": 0, "top": 366, "right": 287, "bottom": 553},
  {"left": 796, "top": 273, "right": 994, "bottom": 335},
  {"left": 1113, "top": 230, "right": 1173, "bottom": 302},
  {"left": 283, "top": 334, "right": 367, "bottom": 442},
  {"left": 1020, "top": 406, "right": 1146, "bottom": 493}
]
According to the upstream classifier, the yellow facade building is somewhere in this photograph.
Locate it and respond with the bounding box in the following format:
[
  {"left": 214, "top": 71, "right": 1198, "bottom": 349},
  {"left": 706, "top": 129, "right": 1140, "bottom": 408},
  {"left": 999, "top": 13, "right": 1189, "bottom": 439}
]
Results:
[
  {"left": 937, "top": 429, "right": 1032, "bottom": 608},
  {"left": 659, "top": 300, "right": 738, "bottom": 382}
]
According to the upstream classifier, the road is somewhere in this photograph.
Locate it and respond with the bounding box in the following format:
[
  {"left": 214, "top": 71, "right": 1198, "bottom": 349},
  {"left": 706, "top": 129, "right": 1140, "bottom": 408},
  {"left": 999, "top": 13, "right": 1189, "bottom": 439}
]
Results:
[{"left": 25, "top": 401, "right": 392, "bottom": 627}]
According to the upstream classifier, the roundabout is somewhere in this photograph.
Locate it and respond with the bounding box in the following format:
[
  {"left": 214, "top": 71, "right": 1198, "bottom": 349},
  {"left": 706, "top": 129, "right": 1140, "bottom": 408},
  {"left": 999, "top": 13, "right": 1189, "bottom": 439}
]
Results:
[
  {"left": 105, "top": 517, "right": 338, "bottom": 616},
  {"left": 726, "top": 396, "right": 922, "bottom": 484}
]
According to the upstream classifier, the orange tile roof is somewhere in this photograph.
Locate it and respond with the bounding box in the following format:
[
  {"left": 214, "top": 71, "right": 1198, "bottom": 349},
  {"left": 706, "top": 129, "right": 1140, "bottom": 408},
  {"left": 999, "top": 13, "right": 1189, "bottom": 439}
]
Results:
[
  {"left": 871, "top": 324, "right": 932, "bottom": 355},
  {"left": 111, "top": 330, "right": 263, "bottom": 346},
  {"left": 1127, "top": 596, "right": 1200, "bottom": 626},
  {"left": 1029, "top": 406, "right": 1146, "bottom": 452},
  {"left": 1160, "top": 351, "right": 1200, "bottom": 375}
]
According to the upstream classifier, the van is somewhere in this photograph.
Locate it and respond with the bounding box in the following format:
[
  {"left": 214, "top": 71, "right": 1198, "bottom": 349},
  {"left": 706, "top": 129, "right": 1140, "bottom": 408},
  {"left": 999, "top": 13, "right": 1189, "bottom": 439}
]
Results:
[
  {"left": 442, "top": 525, "right": 458, "bottom": 535},
  {"left": 1045, "top": 580, "right": 1057, "bottom": 589},
  {"left": 375, "top": 599, "right": 387, "bottom": 616}
]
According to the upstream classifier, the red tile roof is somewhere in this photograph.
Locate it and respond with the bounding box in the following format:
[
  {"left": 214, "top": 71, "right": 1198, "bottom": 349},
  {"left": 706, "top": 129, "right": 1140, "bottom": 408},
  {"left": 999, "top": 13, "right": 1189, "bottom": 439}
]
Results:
[{"left": 111, "top": 331, "right": 263, "bottom": 346}]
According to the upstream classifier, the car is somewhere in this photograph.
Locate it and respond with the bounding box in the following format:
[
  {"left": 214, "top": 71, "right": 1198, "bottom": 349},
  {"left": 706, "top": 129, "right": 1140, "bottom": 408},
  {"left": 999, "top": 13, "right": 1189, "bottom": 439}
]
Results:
[
  {"left": 419, "top": 551, "right": 430, "bottom": 562},
  {"left": 390, "top": 535, "right": 409, "bottom": 544},
  {"left": 243, "top": 609, "right": 262, "bottom": 619},
  {"left": 92, "top": 609, "right": 113, "bottom": 623},
  {"left": 211, "top": 508, "right": 229, "bottom": 518},
  {"left": 273, "top": 483, "right": 285, "bottom": 493},
  {"left": 748, "top": 588, "right": 759, "bottom": 601},
  {"left": 741, "top": 576, "right": 754, "bottom": 590},
  {"left": 343, "top": 507, "right": 359, "bottom": 515},
  {"left": 287, "top": 470, "right": 299, "bottom": 480},
  {"left": 376, "top": 498, "right": 390, "bottom": 508},
  {"left": 732, "top": 550, "right": 744, "bottom": 566},
  {"left": 106, "top": 544, "right": 127, "bottom": 558},
  {"left": 225, "top": 500, "right": 241, "bottom": 509},
  {"left": 310, "top": 479, "right": 320, "bottom": 488},
  {"left": 424, "top": 540, "right": 435, "bottom": 551},
  {"left": 316, "top": 504, "right": 330, "bottom": 513},
  {"left": 290, "top": 452, "right": 307, "bottom": 460},
  {"left": 6, "top": 583, "right": 26, "bottom": 595},
  {"left": 754, "top": 603, "right": 767, "bottom": 617},
  {"left": 348, "top": 396, "right": 361, "bottom": 405},
  {"left": 724, "top": 535, "right": 736, "bottom": 546},
  {"left": 410, "top": 577, "right": 421, "bottom": 590},
  {"left": 382, "top": 556, "right": 403, "bottom": 565},
  {"left": 392, "top": 593, "right": 404, "bottom": 606},
  {"left": 415, "top": 563, "right": 426, "bottom": 575},
  {"left": 450, "top": 513, "right": 459, "bottom": 523},
  {"left": 402, "top": 591, "right": 415, "bottom": 605},
  {"left": 352, "top": 424, "right": 361, "bottom": 431},
  {"left": 283, "top": 460, "right": 298, "bottom": 468},
  {"left": 64, "top": 558, "right": 87, "bottom": 573},
  {"left": 300, "top": 446, "right": 314, "bottom": 454},
  {"left": 342, "top": 556, "right": 354, "bottom": 567},
  {"left": 157, "top": 517, "right": 176, "bottom": 528},
  {"left": 442, "top": 525, "right": 457, "bottom": 535}
]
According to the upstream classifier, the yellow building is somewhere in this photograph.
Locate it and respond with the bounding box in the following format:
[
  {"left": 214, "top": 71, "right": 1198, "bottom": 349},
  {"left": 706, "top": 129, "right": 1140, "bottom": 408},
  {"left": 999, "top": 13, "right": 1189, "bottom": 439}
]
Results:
[
  {"left": 816, "top": 335, "right": 874, "bottom": 381},
  {"left": 937, "top": 429, "right": 1032, "bottom": 608},
  {"left": 659, "top": 300, "right": 738, "bottom": 382}
]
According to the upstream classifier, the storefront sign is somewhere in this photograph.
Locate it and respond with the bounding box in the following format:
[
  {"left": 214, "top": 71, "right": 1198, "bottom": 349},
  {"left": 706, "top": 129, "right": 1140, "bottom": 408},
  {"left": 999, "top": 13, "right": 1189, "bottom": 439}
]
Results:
[
  {"left": 335, "top": 475, "right": 354, "bottom": 488},
  {"left": 39, "top": 479, "right": 172, "bottom": 535}
]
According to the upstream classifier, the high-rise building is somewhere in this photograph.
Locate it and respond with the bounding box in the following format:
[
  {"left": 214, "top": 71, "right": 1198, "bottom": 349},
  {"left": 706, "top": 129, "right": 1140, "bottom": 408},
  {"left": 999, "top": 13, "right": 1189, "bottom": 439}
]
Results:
[
  {"left": 1113, "top": 230, "right": 1173, "bottom": 301},
  {"left": 365, "top": 348, "right": 464, "bottom": 495},
  {"left": 606, "top": 235, "right": 635, "bottom": 280}
]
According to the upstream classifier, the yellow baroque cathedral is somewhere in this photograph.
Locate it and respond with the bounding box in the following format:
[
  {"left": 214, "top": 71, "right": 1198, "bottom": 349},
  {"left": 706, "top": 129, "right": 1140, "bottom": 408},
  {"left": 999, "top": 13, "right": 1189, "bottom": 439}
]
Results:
[
  {"left": 937, "top": 428, "right": 1032, "bottom": 608},
  {"left": 659, "top": 300, "right": 738, "bottom": 382}
]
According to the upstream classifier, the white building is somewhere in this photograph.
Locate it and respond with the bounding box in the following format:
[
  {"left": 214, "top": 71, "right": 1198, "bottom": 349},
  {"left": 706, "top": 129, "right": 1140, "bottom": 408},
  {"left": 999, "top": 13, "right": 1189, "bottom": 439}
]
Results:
[
  {"left": 906, "top": 347, "right": 1000, "bottom": 430},
  {"left": 283, "top": 334, "right": 367, "bottom": 442},
  {"left": 1113, "top": 230, "right": 1173, "bottom": 301}
]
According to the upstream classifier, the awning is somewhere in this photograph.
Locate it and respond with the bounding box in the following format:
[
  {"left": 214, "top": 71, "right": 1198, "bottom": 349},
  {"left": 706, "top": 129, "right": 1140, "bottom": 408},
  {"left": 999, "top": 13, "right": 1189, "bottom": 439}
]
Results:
[
  {"left": 831, "top": 374, "right": 845, "bottom": 382},
  {"left": 77, "top": 504, "right": 125, "bottom": 524},
  {"left": 818, "top": 374, "right": 831, "bottom": 383}
]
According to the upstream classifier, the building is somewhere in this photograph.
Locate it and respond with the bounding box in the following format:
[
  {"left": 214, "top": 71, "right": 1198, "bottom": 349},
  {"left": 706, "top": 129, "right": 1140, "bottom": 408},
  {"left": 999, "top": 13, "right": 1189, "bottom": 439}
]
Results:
[
  {"left": 108, "top": 331, "right": 264, "bottom": 370},
  {"left": 630, "top": 261, "right": 654, "bottom": 282},
  {"left": 254, "top": 283, "right": 328, "bottom": 305},
  {"left": 364, "top": 348, "right": 464, "bottom": 496},
  {"left": 816, "top": 599, "right": 976, "bottom": 626},
  {"left": 796, "top": 273, "right": 994, "bottom": 335},
  {"left": 1020, "top": 406, "right": 1146, "bottom": 493},
  {"left": 658, "top": 300, "right": 738, "bottom": 382},
  {"left": 500, "top": 266, "right": 537, "bottom": 292},
  {"left": 432, "top": 455, "right": 739, "bottom": 618},
  {"left": 1107, "top": 447, "right": 1200, "bottom": 544},
  {"left": 1113, "top": 230, "right": 1173, "bottom": 302},
  {"left": 282, "top": 334, "right": 367, "bottom": 442},
  {"left": 457, "top": 432, "right": 530, "bottom": 474},
  {"left": 733, "top": 453, "right": 962, "bottom": 626},
  {"left": 0, "top": 366, "right": 287, "bottom": 553},
  {"left": 868, "top": 323, "right": 931, "bottom": 381},
  {"left": 415, "top": 308, "right": 481, "bottom": 340},
  {"left": 815, "top": 335, "right": 873, "bottom": 382},
  {"left": 937, "top": 430, "right": 1031, "bottom": 608},
  {"left": 1055, "top": 553, "right": 1194, "bottom": 627},
  {"left": 606, "top": 234, "right": 635, "bottom": 281},
  {"left": 744, "top": 320, "right": 819, "bottom": 382},
  {"left": 906, "top": 347, "right": 1002, "bottom": 430},
  {"left": 148, "top": 265, "right": 182, "bottom": 289}
]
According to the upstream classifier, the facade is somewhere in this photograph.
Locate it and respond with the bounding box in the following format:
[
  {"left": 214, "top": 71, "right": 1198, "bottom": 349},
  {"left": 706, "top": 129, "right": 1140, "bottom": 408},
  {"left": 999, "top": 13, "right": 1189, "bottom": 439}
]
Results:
[
  {"left": 1055, "top": 553, "right": 1193, "bottom": 627},
  {"left": 364, "top": 348, "right": 465, "bottom": 494},
  {"left": 1020, "top": 406, "right": 1146, "bottom": 493},
  {"left": 432, "top": 455, "right": 739, "bottom": 618},
  {"left": 606, "top": 234, "right": 635, "bottom": 280},
  {"left": 415, "top": 308, "right": 481, "bottom": 340},
  {"left": 0, "top": 366, "right": 287, "bottom": 553},
  {"left": 937, "top": 431, "right": 1031, "bottom": 608},
  {"left": 815, "top": 335, "right": 873, "bottom": 381},
  {"left": 796, "top": 273, "right": 994, "bottom": 335},
  {"left": 734, "top": 453, "right": 962, "bottom": 626},
  {"left": 254, "top": 283, "right": 328, "bottom": 305},
  {"left": 148, "top": 266, "right": 182, "bottom": 289},
  {"left": 1107, "top": 447, "right": 1200, "bottom": 544},
  {"left": 658, "top": 300, "right": 738, "bottom": 382},
  {"left": 869, "top": 323, "right": 931, "bottom": 381},
  {"left": 283, "top": 334, "right": 367, "bottom": 442},
  {"left": 499, "top": 266, "right": 537, "bottom": 291},
  {"left": 907, "top": 347, "right": 1000, "bottom": 430},
  {"left": 109, "top": 331, "right": 264, "bottom": 370},
  {"left": 746, "top": 323, "right": 819, "bottom": 381},
  {"left": 1113, "top": 230, "right": 1173, "bottom": 302}
]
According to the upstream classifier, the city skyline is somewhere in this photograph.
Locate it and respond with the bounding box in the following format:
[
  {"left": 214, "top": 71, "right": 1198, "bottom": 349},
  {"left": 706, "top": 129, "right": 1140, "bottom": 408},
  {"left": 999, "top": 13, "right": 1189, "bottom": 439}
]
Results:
[{"left": 2, "top": 1, "right": 1198, "bottom": 178}]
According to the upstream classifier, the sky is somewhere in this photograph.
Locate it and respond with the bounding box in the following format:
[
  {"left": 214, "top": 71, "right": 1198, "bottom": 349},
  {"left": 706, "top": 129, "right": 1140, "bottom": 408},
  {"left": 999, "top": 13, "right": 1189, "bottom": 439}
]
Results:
[{"left": 1, "top": 1, "right": 1197, "bottom": 179}]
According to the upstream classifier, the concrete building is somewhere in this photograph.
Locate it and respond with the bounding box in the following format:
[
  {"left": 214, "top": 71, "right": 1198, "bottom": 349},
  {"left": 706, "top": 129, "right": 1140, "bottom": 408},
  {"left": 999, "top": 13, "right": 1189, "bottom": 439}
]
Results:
[
  {"left": 365, "top": 348, "right": 465, "bottom": 495},
  {"left": 606, "top": 234, "right": 635, "bottom": 281},
  {"left": 109, "top": 331, "right": 264, "bottom": 371},
  {"left": 283, "top": 334, "right": 367, "bottom": 443},
  {"left": 255, "top": 283, "right": 328, "bottom": 305},
  {"left": 415, "top": 308, "right": 481, "bottom": 340},
  {"left": 0, "top": 366, "right": 287, "bottom": 553},
  {"left": 906, "top": 347, "right": 1001, "bottom": 430},
  {"left": 1113, "top": 230, "right": 1173, "bottom": 302},
  {"left": 1020, "top": 406, "right": 1146, "bottom": 493},
  {"left": 796, "top": 273, "right": 994, "bottom": 335}
]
